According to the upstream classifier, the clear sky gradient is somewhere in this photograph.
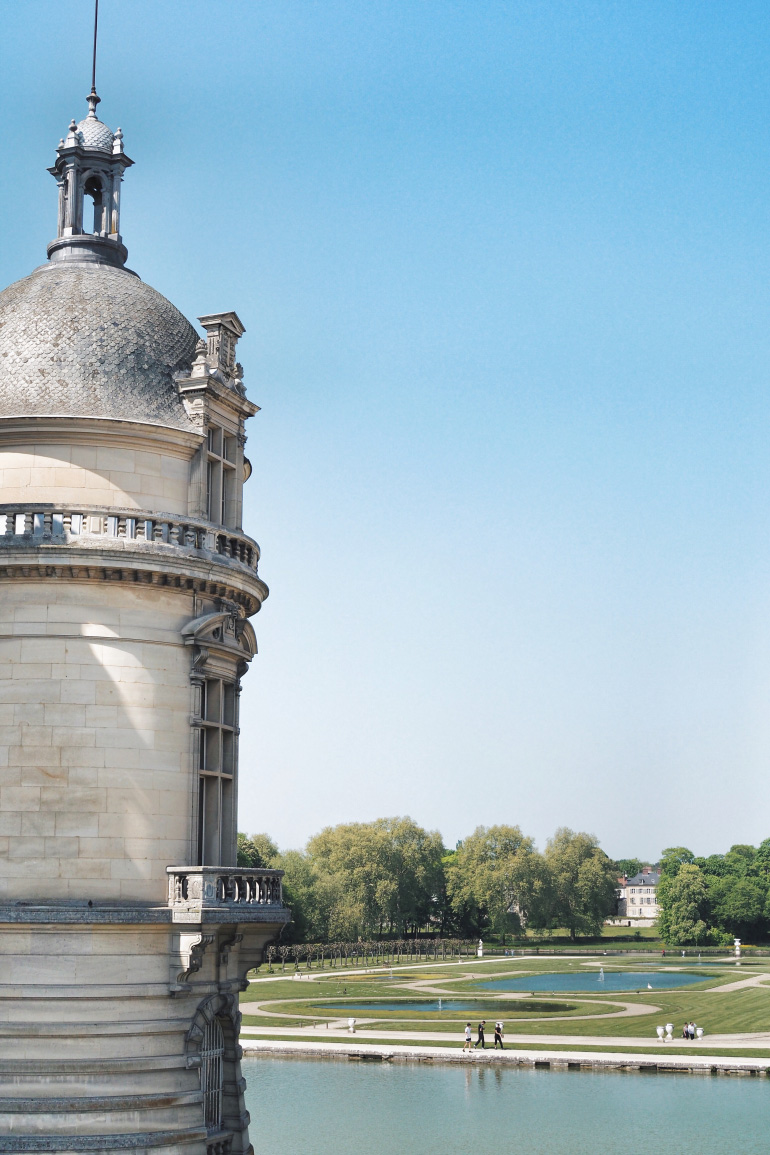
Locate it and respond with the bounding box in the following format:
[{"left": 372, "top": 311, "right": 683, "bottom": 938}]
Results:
[{"left": 2, "top": 1, "right": 769, "bottom": 860}]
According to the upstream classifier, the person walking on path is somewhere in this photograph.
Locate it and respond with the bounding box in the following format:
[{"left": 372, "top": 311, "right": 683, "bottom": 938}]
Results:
[
  {"left": 463, "top": 1023, "right": 473, "bottom": 1052},
  {"left": 688, "top": 1022, "right": 696, "bottom": 1040},
  {"left": 474, "top": 1020, "right": 486, "bottom": 1049},
  {"left": 494, "top": 1022, "right": 504, "bottom": 1049}
]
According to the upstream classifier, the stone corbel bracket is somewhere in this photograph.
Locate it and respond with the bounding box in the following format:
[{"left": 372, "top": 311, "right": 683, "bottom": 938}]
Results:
[
  {"left": 219, "top": 932, "right": 243, "bottom": 970},
  {"left": 170, "top": 930, "right": 215, "bottom": 994}
]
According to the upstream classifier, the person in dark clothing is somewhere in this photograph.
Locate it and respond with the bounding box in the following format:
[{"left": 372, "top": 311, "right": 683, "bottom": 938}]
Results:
[
  {"left": 494, "top": 1022, "right": 504, "bottom": 1049},
  {"left": 474, "top": 1020, "right": 486, "bottom": 1049}
]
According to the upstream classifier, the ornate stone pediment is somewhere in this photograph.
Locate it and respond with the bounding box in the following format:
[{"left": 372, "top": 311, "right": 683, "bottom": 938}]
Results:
[{"left": 182, "top": 607, "right": 257, "bottom": 679}]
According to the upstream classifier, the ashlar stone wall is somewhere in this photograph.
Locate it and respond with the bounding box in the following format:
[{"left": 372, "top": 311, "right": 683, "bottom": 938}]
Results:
[
  {"left": 0, "top": 580, "right": 198, "bottom": 903},
  {"left": 0, "top": 419, "right": 201, "bottom": 516}
]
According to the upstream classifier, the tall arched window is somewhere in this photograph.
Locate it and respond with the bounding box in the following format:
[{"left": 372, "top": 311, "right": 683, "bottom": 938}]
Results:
[{"left": 200, "top": 1015, "right": 225, "bottom": 1132}]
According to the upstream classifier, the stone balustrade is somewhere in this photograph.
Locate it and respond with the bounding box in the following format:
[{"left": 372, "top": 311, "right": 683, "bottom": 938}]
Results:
[
  {"left": 167, "top": 866, "right": 284, "bottom": 920},
  {"left": 0, "top": 503, "right": 259, "bottom": 572},
  {"left": 206, "top": 1137, "right": 232, "bottom": 1155}
]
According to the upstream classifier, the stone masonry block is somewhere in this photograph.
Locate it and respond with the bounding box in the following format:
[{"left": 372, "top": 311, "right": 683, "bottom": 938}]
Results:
[
  {"left": 39, "top": 786, "right": 106, "bottom": 812},
  {"left": 0, "top": 786, "right": 41, "bottom": 811}
]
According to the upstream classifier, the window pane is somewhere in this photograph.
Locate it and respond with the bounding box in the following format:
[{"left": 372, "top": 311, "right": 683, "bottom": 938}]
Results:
[
  {"left": 222, "top": 730, "right": 234, "bottom": 775},
  {"left": 203, "top": 776, "right": 220, "bottom": 864},
  {"left": 203, "top": 728, "right": 220, "bottom": 773},
  {"left": 207, "top": 461, "right": 222, "bottom": 524},
  {"left": 197, "top": 778, "right": 205, "bottom": 866},
  {"left": 221, "top": 779, "right": 234, "bottom": 864},
  {"left": 205, "top": 680, "right": 222, "bottom": 723},
  {"left": 223, "top": 683, "right": 235, "bottom": 727}
]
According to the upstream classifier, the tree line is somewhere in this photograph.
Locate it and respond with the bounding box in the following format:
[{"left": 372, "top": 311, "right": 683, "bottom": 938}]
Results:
[
  {"left": 656, "top": 842, "right": 770, "bottom": 945},
  {"left": 237, "top": 818, "right": 620, "bottom": 943}
]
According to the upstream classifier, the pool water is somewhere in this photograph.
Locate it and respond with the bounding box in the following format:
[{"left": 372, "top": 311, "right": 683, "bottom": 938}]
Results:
[
  {"left": 242, "top": 1057, "right": 770, "bottom": 1154},
  {"left": 476, "top": 970, "right": 706, "bottom": 993},
  {"left": 317, "top": 999, "right": 568, "bottom": 1014}
]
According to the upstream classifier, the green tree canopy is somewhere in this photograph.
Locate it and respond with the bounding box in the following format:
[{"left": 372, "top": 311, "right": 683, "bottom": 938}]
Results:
[
  {"left": 659, "top": 847, "right": 695, "bottom": 878},
  {"left": 541, "top": 828, "right": 618, "bottom": 940},
  {"left": 237, "top": 831, "right": 279, "bottom": 868},
  {"left": 657, "top": 862, "right": 711, "bottom": 945},
  {"left": 614, "top": 858, "right": 644, "bottom": 878},
  {"left": 306, "top": 816, "right": 444, "bottom": 938},
  {"left": 445, "top": 825, "right": 546, "bottom": 939},
  {"left": 707, "top": 875, "right": 764, "bottom": 938}
]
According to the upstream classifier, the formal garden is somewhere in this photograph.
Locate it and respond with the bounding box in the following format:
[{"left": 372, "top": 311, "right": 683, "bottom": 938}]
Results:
[{"left": 240, "top": 950, "right": 770, "bottom": 1060}]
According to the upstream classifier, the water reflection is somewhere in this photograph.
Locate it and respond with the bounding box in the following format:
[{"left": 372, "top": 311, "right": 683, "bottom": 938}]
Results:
[{"left": 243, "top": 1057, "right": 767, "bottom": 1155}]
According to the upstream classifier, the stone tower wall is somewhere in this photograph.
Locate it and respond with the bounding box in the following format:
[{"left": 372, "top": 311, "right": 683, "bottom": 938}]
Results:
[{"left": 0, "top": 580, "right": 194, "bottom": 903}]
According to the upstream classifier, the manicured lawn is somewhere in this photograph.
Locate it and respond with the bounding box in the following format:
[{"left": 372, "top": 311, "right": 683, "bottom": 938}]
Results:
[{"left": 242, "top": 955, "right": 770, "bottom": 1041}]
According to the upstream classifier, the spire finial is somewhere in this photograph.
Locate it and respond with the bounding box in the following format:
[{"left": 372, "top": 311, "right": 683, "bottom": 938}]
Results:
[{"left": 91, "top": 0, "right": 99, "bottom": 94}]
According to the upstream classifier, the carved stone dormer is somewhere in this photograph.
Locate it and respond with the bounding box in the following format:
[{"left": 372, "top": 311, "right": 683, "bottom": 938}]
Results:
[
  {"left": 175, "top": 313, "right": 257, "bottom": 421},
  {"left": 176, "top": 317, "right": 258, "bottom": 528},
  {"left": 199, "top": 312, "right": 245, "bottom": 382},
  {"left": 47, "top": 89, "right": 133, "bottom": 268}
]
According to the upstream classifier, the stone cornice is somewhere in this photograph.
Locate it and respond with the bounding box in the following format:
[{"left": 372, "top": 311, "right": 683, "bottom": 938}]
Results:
[
  {"left": 0, "top": 903, "right": 289, "bottom": 926},
  {"left": 0, "top": 415, "right": 203, "bottom": 457},
  {"left": 0, "top": 554, "right": 266, "bottom": 615}
]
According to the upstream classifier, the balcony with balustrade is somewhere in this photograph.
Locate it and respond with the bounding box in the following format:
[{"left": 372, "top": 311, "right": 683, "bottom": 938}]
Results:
[
  {"left": 166, "top": 866, "right": 289, "bottom": 925},
  {"left": 0, "top": 503, "right": 260, "bottom": 571}
]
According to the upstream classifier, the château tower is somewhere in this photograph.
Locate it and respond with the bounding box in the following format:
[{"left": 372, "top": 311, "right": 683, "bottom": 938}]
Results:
[{"left": 0, "top": 87, "right": 288, "bottom": 1153}]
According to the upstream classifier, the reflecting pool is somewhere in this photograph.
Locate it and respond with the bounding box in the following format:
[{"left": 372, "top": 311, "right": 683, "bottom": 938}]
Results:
[
  {"left": 317, "top": 999, "right": 568, "bottom": 1013},
  {"left": 477, "top": 970, "right": 706, "bottom": 993},
  {"left": 242, "top": 1057, "right": 769, "bottom": 1154}
]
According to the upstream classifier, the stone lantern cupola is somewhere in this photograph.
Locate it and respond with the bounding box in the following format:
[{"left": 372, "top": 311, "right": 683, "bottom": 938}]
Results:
[{"left": 47, "top": 87, "right": 133, "bottom": 268}]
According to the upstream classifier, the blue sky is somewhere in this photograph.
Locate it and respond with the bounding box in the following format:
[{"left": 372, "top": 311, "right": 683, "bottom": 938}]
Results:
[{"left": 2, "top": 1, "right": 770, "bottom": 858}]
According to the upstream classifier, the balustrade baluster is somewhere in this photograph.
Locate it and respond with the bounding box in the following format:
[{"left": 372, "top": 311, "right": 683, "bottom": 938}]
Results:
[
  {"left": 153, "top": 522, "right": 164, "bottom": 542},
  {"left": 169, "top": 523, "right": 181, "bottom": 546}
]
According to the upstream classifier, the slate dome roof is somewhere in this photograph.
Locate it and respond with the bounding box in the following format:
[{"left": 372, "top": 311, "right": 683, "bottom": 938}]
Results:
[
  {"left": 0, "top": 262, "right": 198, "bottom": 430},
  {"left": 76, "top": 113, "right": 114, "bottom": 153}
]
